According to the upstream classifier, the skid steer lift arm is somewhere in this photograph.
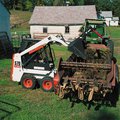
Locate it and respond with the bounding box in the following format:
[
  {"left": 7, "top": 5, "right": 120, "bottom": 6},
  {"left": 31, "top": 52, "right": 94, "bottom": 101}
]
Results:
[{"left": 20, "top": 35, "right": 68, "bottom": 56}]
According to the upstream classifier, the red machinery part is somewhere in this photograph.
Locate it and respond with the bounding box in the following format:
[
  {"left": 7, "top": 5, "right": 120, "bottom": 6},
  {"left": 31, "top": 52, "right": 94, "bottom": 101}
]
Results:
[
  {"left": 23, "top": 78, "right": 33, "bottom": 88},
  {"left": 53, "top": 72, "right": 60, "bottom": 86},
  {"left": 10, "top": 54, "right": 14, "bottom": 81},
  {"left": 91, "top": 29, "right": 103, "bottom": 39},
  {"left": 42, "top": 80, "right": 53, "bottom": 91},
  {"left": 53, "top": 73, "right": 60, "bottom": 94}
]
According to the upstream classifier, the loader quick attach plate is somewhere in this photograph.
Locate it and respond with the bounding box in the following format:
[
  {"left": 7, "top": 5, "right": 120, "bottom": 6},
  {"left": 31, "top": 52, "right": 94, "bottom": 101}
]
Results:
[{"left": 68, "top": 38, "right": 86, "bottom": 59}]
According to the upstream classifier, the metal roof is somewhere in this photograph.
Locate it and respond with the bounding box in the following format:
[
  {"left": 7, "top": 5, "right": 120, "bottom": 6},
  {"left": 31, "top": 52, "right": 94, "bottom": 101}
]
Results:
[
  {"left": 101, "top": 11, "right": 112, "bottom": 18},
  {"left": 29, "top": 5, "right": 97, "bottom": 25},
  {"left": 112, "top": 17, "right": 119, "bottom": 21}
]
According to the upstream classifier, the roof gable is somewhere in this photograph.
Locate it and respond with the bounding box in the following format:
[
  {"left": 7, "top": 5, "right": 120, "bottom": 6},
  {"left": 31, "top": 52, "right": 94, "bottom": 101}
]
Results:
[{"left": 29, "top": 5, "right": 97, "bottom": 25}]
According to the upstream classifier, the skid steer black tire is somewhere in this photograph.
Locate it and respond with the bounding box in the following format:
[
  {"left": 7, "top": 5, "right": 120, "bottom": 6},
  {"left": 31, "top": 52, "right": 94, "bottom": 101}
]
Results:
[{"left": 21, "top": 74, "right": 36, "bottom": 89}]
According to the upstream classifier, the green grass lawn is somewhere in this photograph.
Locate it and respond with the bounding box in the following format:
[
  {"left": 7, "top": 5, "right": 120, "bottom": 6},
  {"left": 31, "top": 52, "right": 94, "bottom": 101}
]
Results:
[
  {"left": 0, "top": 67, "right": 120, "bottom": 120},
  {"left": 107, "top": 27, "right": 120, "bottom": 38},
  {"left": 0, "top": 39, "right": 120, "bottom": 120}
]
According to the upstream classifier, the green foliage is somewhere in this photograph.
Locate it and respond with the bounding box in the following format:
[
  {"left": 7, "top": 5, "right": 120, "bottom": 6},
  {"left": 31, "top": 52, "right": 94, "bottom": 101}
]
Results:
[
  {"left": 26, "top": 0, "right": 33, "bottom": 10},
  {"left": 107, "top": 26, "right": 120, "bottom": 38},
  {"left": 75, "top": 0, "right": 85, "bottom": 5},
  {"left": 95, "top": 0, "right": 113, "bottom": 11},
  {"left": 53, "top": 0, "right": 64, "bottom": 6},
  {"left": 43, "top": 0, "right": 53, "bottom": 6},
  {"left": 2, "top": 0, "right": 120, "bottom": 17},
  {"left": 84, "top": 0, "right": 95, "bottom": 5},
  {"left": 113, "top": 0, "right": 120, "bottom": 17}
]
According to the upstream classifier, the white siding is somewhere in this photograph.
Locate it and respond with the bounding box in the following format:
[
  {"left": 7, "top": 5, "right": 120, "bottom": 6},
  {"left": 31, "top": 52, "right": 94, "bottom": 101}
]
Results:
[
  {"left": 105, "top": 18, "right": 112, "bottom": 26},
  {"left": 104, "top": 17, "right": 119, "bottom": 26},
  {"left": 0, "top": 2, "right": 10, "bottom": 39},
  {"left": 110, "top": 20, "right": 119, "bottom": 26},
  {"left": 30, "top": 25, "right": 82, "bottom": 40}
]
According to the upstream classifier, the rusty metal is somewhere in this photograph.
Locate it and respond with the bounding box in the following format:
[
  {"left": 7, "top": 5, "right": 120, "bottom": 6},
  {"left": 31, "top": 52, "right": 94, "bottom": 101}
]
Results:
[
  {"left": 88, "top": 88, "right": 94, "bottom": 101},
  {"left": 62, "top": 77, "right": 112, "bottom": 89},
  {"left": 55, "top": 39, "right": 117, "bottom": 102},
  {"left": 107, "top": 61, "right": 114, "bottom": 83},
  {"left": 87, "top": 44, "right": 109, "bottom": 50},
  {"left": 59, "top": 86, "right": 65, "bottom": 98},
  {"left": 78, "top": 87, "right": 84, "bottom": 100},
  {"left": 111, "top": 63, "right": 116, "bottom": 86},
  {"left": 61, "top": 62, "right": 111, "bottom": 70}
]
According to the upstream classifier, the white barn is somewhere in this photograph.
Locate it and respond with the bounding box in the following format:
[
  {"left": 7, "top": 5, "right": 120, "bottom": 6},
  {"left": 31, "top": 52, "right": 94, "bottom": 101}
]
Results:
[
  {"left": 110, "top": 17, "right": 119, "bottom": 26},
  {"left": 100, "top": 11, "right": 112, "bottom": 26},
  {"left": 29, "top": 5, "right": 97, "bottom": 40},
  {"left": 0, "top": 0, "right": 10, "bottom": 39},
  {"left": 100, "top": 11, "right": 119, "bottom": 26}
]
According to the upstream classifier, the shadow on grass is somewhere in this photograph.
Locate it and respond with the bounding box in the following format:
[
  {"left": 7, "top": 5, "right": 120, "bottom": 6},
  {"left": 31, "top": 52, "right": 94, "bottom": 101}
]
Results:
[
  {"left": 87, "top": 110, "right": 119, "bottom": 120},
  {"left": 0, "top": 100, "right": 21, "bottom": 120}
]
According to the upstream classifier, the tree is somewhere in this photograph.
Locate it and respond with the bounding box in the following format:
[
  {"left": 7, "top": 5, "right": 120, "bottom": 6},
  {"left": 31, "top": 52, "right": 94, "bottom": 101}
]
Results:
[
  {"left": 36, "top": 0, "right": 43, "bottom": 5},
  {"left": 26, "top": 0, "right": 33, "bottom": 10},
  {"left": 112, "top": 0, "right": 120, "bottom": 17},
  {"left": 73, "top": 0, "right": 84, "bottom": 5},
  {"left": 84, "top": 0, "right": 95, "bottom": 5},
  {"left": 21, "top": 0, "right": 26, "bottom": 10},
  {"left": 43, "top": 0, "right": 53, "bottom": 6},
  {"left": 3, "top": 0, "right": 16, "bottom": 10},
  {"left": 95, "top": 0, "right": 112, "bottom": 11},
  {"left": 2, "top": 0, "right": 11, "bottom": 9},
  {"left": 53, "top": 0, "right": 64, "bottom": 6}
]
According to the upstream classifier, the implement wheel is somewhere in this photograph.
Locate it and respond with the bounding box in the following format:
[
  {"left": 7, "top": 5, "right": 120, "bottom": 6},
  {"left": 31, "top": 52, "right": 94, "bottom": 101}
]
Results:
[
  {"left": 107, "top": 40, "right": 114, "bottom": 57},
  {"left": 110, "top": 65, "right": 119, "bottom": 106},
  {"left": 21, "top": 74, "right": 36, "bottom": 89},
  {"left": 40, "top": 77, "right": 54, "bottom": 92}
]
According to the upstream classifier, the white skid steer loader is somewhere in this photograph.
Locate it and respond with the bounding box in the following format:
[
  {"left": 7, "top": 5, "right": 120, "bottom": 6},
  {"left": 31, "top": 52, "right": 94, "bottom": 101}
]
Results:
[{"left": 11, "top": 35, "right": 68, "bottom": 91}]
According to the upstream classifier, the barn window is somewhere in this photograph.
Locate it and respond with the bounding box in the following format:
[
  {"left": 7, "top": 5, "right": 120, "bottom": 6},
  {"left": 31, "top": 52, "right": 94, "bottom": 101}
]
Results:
[
  {"left": 65, "top": 26, "right": 70, "bottom": 33},
  {"left": 43, "top": 27, "right": 48, "bottom": 33}
]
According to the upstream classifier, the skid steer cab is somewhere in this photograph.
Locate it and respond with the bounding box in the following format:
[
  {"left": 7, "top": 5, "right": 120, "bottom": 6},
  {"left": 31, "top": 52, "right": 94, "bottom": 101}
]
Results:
[{"left": 11, "top": 35, "right": 68, "bottom": 92}]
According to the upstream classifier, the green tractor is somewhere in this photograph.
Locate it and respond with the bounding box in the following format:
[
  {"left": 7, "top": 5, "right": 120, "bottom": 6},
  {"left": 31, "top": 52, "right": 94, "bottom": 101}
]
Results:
[{"left": 80, "top": 19, "right": 114, "bottom": 56}]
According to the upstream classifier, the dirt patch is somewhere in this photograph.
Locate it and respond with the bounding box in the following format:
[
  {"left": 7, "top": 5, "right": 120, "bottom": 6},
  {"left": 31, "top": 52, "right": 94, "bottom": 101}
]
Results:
[
  {"left": 0, "top": 69, "right": 10, "bottom": 79},
  {"left": 0, "top": 83, "right": 54, "bottom": 104},
  {"left": 10, "top": 15, "right": 20, "bottom": 24},
  {"left": 20, "top": 89, "right": 54, "bottom": 104},
  {"left": 55, "top": 52, "right": 65, "bottom": 57}
]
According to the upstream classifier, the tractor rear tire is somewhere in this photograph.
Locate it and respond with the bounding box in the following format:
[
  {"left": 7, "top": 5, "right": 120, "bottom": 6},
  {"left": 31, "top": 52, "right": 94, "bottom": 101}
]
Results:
[
  {"left": 116, "top": 65, "right": 119, "bottom": 82},
  {"left": 107, "top": 40, "right": 114, "bottom": 57},
  {"left": 21, "top": 74, "right": 36, "bottom": 89},
  {"left": 40, "top": 77, "right": 54, "bottom": 92},
  {"left": 110, "top": 65, "right": 119, "bottom": 106}
]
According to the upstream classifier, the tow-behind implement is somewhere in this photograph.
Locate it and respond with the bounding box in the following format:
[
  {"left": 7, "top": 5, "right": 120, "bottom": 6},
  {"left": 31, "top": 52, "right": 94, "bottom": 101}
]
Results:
[{"left": 54, "top": 22, "right": 119, "bottom": 102}]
